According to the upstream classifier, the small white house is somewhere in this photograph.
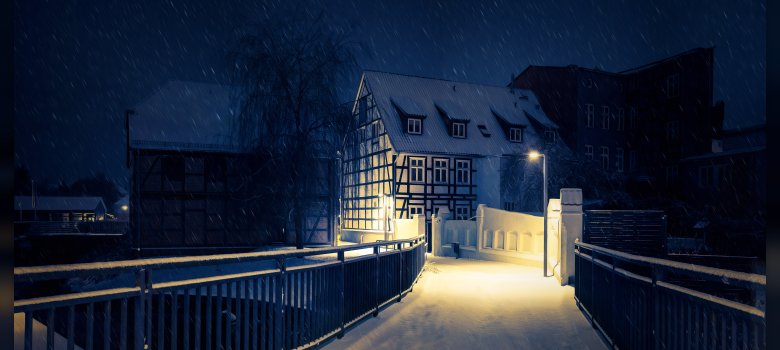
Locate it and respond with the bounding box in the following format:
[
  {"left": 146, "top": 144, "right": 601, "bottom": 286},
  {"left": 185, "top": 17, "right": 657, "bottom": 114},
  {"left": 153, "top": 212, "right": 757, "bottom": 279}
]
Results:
[{"left": 340, "top": 71, "right": 565, "bottom": 244}]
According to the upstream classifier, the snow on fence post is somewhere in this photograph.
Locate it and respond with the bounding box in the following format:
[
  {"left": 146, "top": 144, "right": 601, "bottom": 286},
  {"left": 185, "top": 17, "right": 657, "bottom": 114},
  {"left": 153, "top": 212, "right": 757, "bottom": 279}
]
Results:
[
  {"left": 134, "top": 269, "right": 146, "bottom": 350},
  {"left": 275, "top": 258, "right": 286, "bottom": 349},
  {"left": 431, "top": 213, "right": 441, "bottom": 256},
  {"left": 337, "top": 251, "right": 346, "bottom": 339},
  {"left": 559, "top": 188, "right": 583, "bottom": 286},
  {"left": 476, "top": 204, "right": 486, "bottom": 254}
]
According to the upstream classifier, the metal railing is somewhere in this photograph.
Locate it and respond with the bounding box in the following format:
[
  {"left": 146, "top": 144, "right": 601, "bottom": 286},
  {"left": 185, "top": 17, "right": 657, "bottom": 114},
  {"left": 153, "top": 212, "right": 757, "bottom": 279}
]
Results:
[
  {"left": 14, "top": 235, "right": 427, "bottom": 350},
  {"left": 575, "top": 239, "right": 765, "bottom": 350}
]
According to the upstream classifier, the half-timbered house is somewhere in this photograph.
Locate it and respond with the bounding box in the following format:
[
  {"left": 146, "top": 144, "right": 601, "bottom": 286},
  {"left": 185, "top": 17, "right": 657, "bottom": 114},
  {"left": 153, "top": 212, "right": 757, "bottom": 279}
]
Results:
[{"left": 340, "top": 71, "right": 563, "bottom": 246}]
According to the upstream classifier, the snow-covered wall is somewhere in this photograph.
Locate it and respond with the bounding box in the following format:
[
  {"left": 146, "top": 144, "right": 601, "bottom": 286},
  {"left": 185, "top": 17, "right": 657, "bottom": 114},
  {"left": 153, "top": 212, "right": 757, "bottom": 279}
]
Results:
[
  {"left": 434, "top": 204, "right": 545, "bottom": 267},
  {"left": 393, "top": 214, "right": 425, "bottom": 240}
]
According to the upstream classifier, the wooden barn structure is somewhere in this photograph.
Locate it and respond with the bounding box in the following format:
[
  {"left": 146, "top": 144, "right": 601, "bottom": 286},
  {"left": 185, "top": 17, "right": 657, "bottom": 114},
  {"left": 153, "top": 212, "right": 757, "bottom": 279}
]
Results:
[{"left": 128, "top": 81, "right": 337, "bottom": 254}]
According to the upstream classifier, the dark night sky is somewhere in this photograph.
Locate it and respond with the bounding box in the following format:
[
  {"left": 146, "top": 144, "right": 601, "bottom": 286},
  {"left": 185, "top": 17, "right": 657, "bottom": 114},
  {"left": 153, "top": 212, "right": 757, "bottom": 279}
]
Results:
[{"left": 13, "top": 0, "right": 766, "bottom": 191}]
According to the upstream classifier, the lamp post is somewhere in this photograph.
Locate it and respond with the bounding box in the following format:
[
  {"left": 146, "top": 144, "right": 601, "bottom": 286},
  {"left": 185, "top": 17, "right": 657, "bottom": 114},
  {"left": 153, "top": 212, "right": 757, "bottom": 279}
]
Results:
[{"left": 528, "top": 151, "right": 549, "bottom": 277}]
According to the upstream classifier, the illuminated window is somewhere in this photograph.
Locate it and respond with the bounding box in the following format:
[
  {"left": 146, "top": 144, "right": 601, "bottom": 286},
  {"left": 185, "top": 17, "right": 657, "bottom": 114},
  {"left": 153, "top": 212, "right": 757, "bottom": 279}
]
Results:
[
  {"left": 509, "top": 128, "right": 523, "bottom": 142},
  {"left": 407, "top": 118, "right": 422, "bottom": 134},
  {"left": 452, "top": 123, "right": 466, "bottom": 138},
  {"left": 456, "top": 160, "right": 470, "bottom": 184},
  {"left": 585, "top": 104, "right": 595, "bottom": 128},
  {"left": 410, "top": 158, "right": 424, "bottom": 183},
  {"left": 601, "top": 105, "right": 610, "bottom": 129},
  {"left": 585, "top": 145, "right": 593, "bottom": 160},
  {"left": 433, "top": 159, "right": 448, "bottom": 183}
]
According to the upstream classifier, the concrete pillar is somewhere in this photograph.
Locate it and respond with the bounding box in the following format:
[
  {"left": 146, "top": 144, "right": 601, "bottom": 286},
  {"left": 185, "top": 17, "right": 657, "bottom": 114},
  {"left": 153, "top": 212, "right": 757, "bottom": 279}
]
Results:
[
  {"left": 476, "top": 204, "right": 486, "bottom": 253},
  {"left": 431, "top": 213, "right": 441, "bottom": 256},
  {"left": 559, "top": 188, "right": 583, "bottom": 286}
]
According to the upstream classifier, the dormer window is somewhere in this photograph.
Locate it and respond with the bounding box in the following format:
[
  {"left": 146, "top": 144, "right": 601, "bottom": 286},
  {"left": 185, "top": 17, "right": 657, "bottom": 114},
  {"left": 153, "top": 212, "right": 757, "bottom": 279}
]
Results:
[
  {"left": 452, "top": 122, "right": 466, "bottom": 138},
  {"left": 509, "top": 128, "right": 523, "bottom": 142},
  {"left": 407, "top": 118, "right": 422, "bottom": 134}
]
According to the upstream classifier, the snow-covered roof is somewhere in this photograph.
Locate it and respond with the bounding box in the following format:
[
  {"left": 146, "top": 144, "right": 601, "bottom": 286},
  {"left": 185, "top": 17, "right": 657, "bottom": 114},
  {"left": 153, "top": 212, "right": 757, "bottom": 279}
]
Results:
[
  {"left": 15, "top": 196, "right": 106, "bottom": 212},
  {"left": 360, "top": 71, "right": 558, "bottom": 156},
  {"left": 130, "top": 81, "right": 241, "bottom": 153}
]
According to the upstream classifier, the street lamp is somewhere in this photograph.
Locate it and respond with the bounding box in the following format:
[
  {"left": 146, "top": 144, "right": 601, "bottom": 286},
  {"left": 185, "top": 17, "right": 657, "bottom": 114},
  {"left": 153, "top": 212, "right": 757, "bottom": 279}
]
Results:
[{"left": 528, "top": 150, "right": 549, "bottom": 277}]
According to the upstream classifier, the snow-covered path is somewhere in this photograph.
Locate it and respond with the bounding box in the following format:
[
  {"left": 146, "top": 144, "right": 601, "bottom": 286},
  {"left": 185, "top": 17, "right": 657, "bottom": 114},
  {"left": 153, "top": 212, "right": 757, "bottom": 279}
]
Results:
[{"left": 326, "top": 256, "right": 607, "bottom": 350}]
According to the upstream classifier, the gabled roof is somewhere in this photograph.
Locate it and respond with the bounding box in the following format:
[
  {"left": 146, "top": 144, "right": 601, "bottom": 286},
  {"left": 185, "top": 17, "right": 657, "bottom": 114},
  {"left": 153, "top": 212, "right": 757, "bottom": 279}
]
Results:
[
  {"left": 359, "top": 71, "right": 558, "bottom": 156},
  {"left": 130, "top": 81, "right": 242, "bottom": 153},
  {"left": 618, "top": 47, "right": 713, "bottom": 74},
  {"left": 15, "top": 196, "right": 106, "bottom": 212}
]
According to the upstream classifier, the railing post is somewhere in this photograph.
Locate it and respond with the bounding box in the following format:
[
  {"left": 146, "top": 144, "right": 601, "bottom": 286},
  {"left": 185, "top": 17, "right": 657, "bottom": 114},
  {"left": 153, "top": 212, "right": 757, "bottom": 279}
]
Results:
[
  {"left": 134, "top": 269, "right": 146, "bottom": 350},
  {"left": 652, "top": 266, "right": 665, "bottom": 350},
  {"left": 397, "top": 243, "right": 403, "bottom": 302},
  {"left": 275, "top": 258, "right": 286, "bottom": 350},
  {"left": 337, "top": 251, "right": 346, "bottom": 339},
  {"left": 373, "top": 245, "right": 380, "bottom": 316}
]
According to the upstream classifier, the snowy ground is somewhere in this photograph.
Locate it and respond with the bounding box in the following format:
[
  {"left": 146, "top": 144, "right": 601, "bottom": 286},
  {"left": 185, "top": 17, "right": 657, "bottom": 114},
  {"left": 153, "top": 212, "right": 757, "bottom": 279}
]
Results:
[{"left": 325, "top": 256, "right": 607, "bottom": 350}]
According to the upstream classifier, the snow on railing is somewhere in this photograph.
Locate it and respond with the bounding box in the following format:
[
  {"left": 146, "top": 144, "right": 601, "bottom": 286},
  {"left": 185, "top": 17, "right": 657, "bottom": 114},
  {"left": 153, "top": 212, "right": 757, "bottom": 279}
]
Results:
[
  {"left": 574, "top": 239, "right": 765, "bottom": 350},
  {"left": 14, "top": 235, "right": 427, "bottom": 350}
]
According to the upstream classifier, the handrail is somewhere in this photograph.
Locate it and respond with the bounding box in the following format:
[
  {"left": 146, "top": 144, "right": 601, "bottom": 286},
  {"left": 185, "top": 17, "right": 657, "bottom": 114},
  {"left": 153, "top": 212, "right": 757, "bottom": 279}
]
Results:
[
  {"left": 14, "top": 234, "right": 428, "bottom": 350},
  {"left": 574, "top": 238, "right": 765, "bottom": 349},
  {"left": 15, "top": 235, "right": 426, "bottom": 282},
  {"left": 575, "top": 239, "right": 765, "bottom": 288}
]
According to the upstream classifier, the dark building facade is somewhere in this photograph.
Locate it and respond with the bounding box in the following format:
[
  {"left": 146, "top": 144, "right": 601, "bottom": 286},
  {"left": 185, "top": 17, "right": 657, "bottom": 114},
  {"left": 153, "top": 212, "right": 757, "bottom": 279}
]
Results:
[
  {"left": 679, "top": 124, "right": 766, "bottom": 219},
  {"left": 511, "top": 47, "right": 724, "bottom": 195},
  {"left": 128, "top": 81, "right": 337, "bottom": 254}
]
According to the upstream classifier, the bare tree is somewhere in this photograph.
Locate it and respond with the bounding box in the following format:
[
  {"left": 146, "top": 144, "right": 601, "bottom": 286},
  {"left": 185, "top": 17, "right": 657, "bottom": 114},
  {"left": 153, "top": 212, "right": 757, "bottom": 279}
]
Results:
[{"left": 230, "top": 14, "right": 356, "bottom": 248}]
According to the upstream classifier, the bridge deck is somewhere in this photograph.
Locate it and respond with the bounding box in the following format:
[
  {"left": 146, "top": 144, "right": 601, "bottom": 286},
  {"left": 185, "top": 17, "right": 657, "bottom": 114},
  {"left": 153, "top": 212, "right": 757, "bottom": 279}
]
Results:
[{"left": 326, "top": 256, "right": 607, "bottom": 350}]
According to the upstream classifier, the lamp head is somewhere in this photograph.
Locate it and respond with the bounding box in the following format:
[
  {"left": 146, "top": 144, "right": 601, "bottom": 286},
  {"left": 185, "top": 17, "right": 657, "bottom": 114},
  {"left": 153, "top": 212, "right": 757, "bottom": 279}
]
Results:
[{"left": 528, "top": 151, "right": 541, "bottom": 160}]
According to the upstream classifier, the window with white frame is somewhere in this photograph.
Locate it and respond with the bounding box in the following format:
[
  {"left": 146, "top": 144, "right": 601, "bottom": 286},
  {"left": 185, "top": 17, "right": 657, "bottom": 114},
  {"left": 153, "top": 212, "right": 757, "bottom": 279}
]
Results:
[
  {"left": 585, "top": 145, "right": 594, "bottom": 160},
  {"left": 666, "top": 73, "right": 680, "bottom": 98},
  {"left": 452, "top": 122, "right": 466, "bottom": 138},
  {"left": 407, "top": 118, "right": 422, "bottom": 134},
  {"left": 601, "top": 105, "right": 610, "bottom": 129},
  {"left": 433, "top": 159, "right": 448, "bottom": 184},
  {"left": 600, "top": 146, "right": 609, "bottom": 170},
  {"left": 456, "top": 159, "right": 470, "bottom": 184},
  {"left": 630, "top": 107, "right": 638, "bottom": 130},
  {"left": 666, "top": 120, "right": 679, "bottom": 140},
  {"left": 617, "top": 108, "right": 625, "bottom": 131},
  {"left": 455, "top": 206, "right": 470, "bottom": 220},
  {"left": 408, "top": 205, "right": 424, "bottom": 219},
  {"left": 509, "top": 127, "right": 523, "bottom": 142},
  {"left": 616, "top": 147, "right": 624, "bottom": 172},
  {"left": 585, "top": 104, "right": 595, "bottom": 128},
  {"left": 410, "top": 157, "right": 424, "bottom": 183}
]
